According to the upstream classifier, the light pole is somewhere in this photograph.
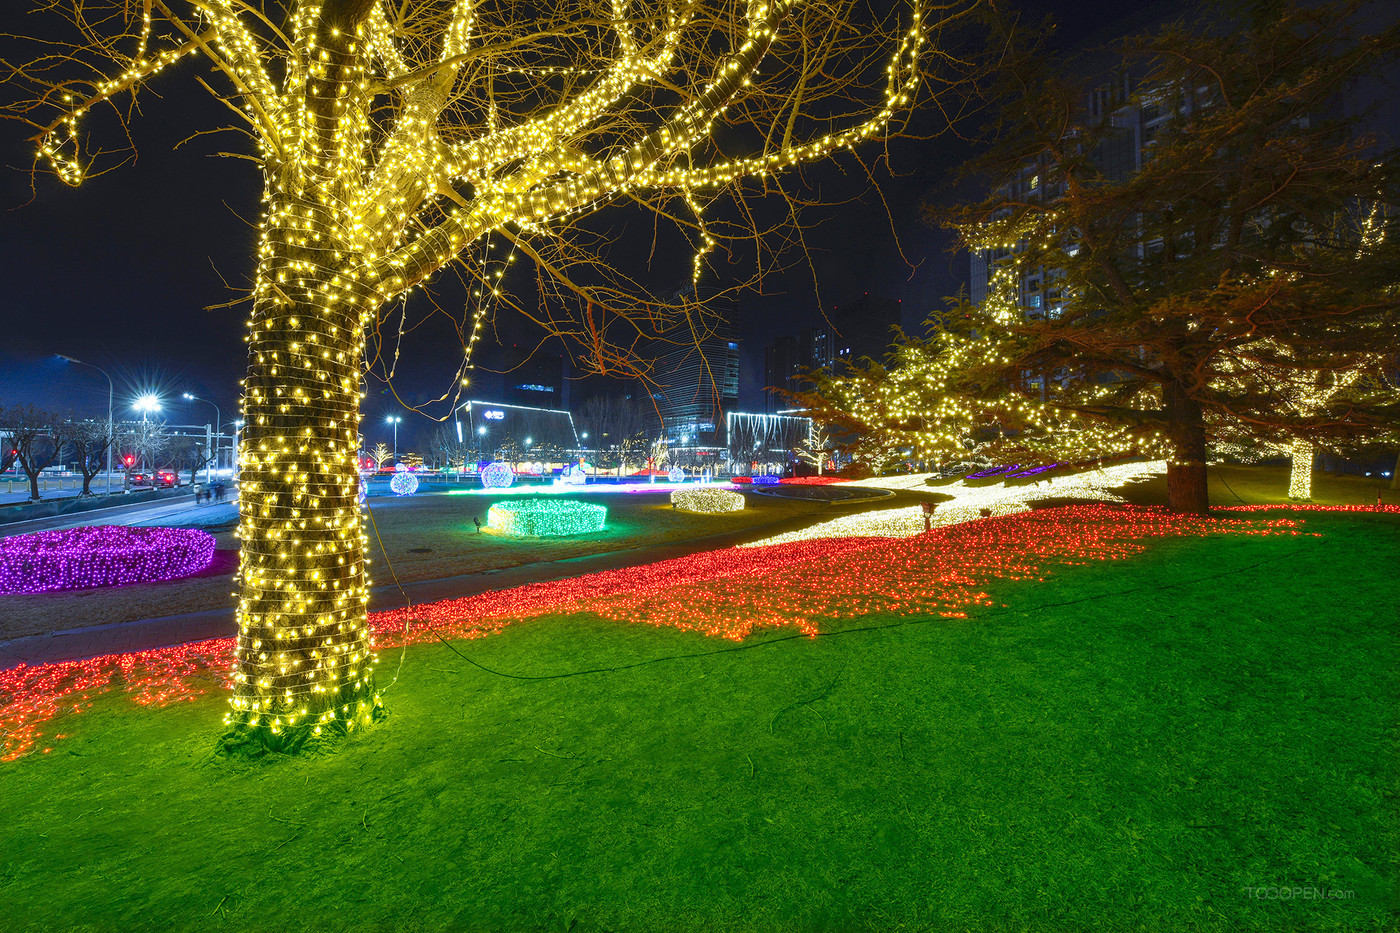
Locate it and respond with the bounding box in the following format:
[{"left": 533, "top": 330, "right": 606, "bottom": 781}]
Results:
[
  {"left": 182, "top": 393, "right": 221, "bottom": 485},
  {"left": 56, "top": 354, "right": 114, "bottom": 497},
  {"left": 133, "top": 394, "right": 161, "bottom": 475},
  {"left": 386, "top": 415, "right": 402, "bottom": 463}
]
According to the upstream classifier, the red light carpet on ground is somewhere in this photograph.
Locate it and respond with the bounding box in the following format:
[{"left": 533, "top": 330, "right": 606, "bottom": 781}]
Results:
[{"left": 4, "top": 504, "right": 1382, "bottom": 760}]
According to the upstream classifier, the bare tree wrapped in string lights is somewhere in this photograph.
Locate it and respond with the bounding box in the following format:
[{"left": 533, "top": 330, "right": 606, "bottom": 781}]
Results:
[{"left": 7, "top": 0, "right": 979, "bottom": 751}]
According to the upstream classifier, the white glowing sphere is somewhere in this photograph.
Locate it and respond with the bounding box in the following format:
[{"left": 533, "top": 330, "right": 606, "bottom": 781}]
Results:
[{"left": 481, "top": 462, "right": 514, "bottom": 488}]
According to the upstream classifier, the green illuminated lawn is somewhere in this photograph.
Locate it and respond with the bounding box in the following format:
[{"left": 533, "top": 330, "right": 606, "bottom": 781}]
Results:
[{"left": 2, "top": 512, "right": 1396, "bottom": 932}]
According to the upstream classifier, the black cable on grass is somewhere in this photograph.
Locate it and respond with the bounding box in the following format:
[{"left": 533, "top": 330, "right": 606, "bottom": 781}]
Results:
[
  {"left": 364, "top": 498, "right": 412, "bottom": 694},
  {"left": 413, "top": 542, "right": 1312, "bottom": 683},
  {"left": 1212, "top": 464, "right": 1248, "bottom": 503}
]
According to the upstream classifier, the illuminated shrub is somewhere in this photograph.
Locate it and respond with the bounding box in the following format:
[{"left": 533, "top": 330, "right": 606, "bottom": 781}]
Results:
[
  {"left": 0, "top": 526, "right": 217, "bottom": 594},
  {"left": 389, "top": 471, "right": 420, "bottom": 496},
  {"left": 488, "top": 499, "right": 607, "bottom": 536},
  {"left": 672, "top": 487, "right": 745, "bottom": 513}
]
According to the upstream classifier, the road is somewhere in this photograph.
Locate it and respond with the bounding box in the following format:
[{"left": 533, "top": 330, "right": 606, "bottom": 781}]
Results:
[{"left": 0, "top": 490, "right": 235, "bottom": 538}]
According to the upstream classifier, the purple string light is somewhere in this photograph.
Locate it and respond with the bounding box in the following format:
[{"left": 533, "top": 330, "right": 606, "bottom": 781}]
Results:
[
  {"left": 966, "top": 464, "right": 1020, "bottom": 479},
  {"left": 0, "top": 526, "right": 217, "bottom": 594}
]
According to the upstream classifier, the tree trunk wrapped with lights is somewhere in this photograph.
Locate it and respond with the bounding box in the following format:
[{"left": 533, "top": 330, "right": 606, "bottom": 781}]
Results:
[{"left": 17, "top": 0, "right": 974, "bottom": 750}]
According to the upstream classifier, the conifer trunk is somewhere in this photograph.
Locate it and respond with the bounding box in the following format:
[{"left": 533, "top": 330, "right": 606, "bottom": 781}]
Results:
[{"left": 1164, "top": 380, "right": 1210, "bottom": 514}]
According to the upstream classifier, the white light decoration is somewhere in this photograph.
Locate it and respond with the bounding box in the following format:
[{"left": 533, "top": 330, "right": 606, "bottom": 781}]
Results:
[
  {"left": 481, "top": 462, "right": 515, "bottom": 489},
  {"left": 559, "top": 462, "right": 590, "bottom": 486},
  {"left": 743, "top": 462, "right": 1167, "bottom": 547},
  {"left": 389, "top": 471, "right": 420, "bottom": 496},
  {"left": 668, "top": 467, "right": 686, "bottom": 484},
  {"left": 672, "top": 486, "right": 745, "bottom": 513}
]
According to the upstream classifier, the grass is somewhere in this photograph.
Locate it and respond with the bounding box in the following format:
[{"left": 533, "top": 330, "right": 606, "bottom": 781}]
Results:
[
  {"left": 1113, "top": 464, "right": 1392, "bottom": 508},
  {"left": 1, "top": 509, "right": 1395, "bottom": 932},
  {"left": 0, "top": 490, "right": 824, "bottom": 641}
]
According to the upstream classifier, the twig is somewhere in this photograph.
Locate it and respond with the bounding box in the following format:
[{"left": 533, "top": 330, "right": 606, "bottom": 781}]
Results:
[
  {"left": 769, "top": 666, "right": 846, "bottom": 735},
  {"left": 533, "top": 745, "right": 579, "bottom": 760}
]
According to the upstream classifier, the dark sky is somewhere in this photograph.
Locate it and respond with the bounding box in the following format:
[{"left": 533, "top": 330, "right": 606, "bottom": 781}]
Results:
[{"left": 0, "top": 0, "right": 1159, "bottom": 452}]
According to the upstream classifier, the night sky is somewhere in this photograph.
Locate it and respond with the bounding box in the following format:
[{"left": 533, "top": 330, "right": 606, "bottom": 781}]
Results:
[{"left": 0, "top": 0, "right": 1162, "bottom": 452}]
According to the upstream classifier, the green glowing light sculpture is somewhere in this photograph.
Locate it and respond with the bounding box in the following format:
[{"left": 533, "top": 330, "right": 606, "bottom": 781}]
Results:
[{"left": 488, "top": 499, "right": 608, "bottom": 536}]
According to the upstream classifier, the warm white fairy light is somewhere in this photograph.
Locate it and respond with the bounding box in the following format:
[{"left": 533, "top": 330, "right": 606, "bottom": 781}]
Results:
[
  {"left": 34, "top": 0, "right": 943, "bottom": 745},
  {"left": 745, "top": 461, "right": 1168, "bottom": 547}
]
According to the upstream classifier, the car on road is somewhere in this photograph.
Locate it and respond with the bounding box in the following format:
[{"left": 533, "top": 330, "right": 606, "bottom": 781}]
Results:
[{"left": 129, "top": 470, "right": 178, "bottom": 488}]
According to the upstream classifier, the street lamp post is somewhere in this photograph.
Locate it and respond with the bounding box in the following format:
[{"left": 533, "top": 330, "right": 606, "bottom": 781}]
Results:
[
  {"left": 386, "top": 415, "right": 402, "bottom": 463},
  {"left": 182, "top": 393, "right": 221, "bottom": 485},
  {"left": 56, "top": 355, "right": 114, "bottom": 497},
  {"left": 133, "top": 394, "right": 161, "bottom": 475}
]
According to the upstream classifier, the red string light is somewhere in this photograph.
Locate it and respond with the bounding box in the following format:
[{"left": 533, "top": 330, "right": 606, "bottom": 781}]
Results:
[{"left": 4, "top": 504, "right": 1385, "bottom": 760}]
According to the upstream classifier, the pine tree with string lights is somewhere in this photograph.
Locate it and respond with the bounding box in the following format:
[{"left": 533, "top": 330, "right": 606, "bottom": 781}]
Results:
[
  {"left": 7, "top": 0, "right": 977, "bottom": 751},
  {"left": 940, "top": 0, "right": 1400, "bottom": 513}
]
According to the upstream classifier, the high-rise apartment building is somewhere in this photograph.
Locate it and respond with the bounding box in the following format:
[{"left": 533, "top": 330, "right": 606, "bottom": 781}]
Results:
[
  {"left": 651, "top": 284, "right": 739, "bottom": 446},
  {"left": 762, "top": 294, "right": 901, "bottom": 411},
  {"left": 969, "top": 74, "right": 1184, "bottom": 317}
]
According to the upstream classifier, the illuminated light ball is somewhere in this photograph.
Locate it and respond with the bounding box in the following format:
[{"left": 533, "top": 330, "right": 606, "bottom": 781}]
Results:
[
  {"left": 488, "top": 499, "right": 607, "bottom": 536},
  {"left": 668, "top": 467, "right": 685, "bottom": 484},
  {"left": 0, "top": 526, "right": 217, "bottom": 594},
  {"left": 672, "top": 487, "right": 745, "bottom": 513},
  {"left": 481, "top": 461, "right": 515, "bottom": 489},
  {"left": 751, "top": 475, "right": 780, "bottom": 485},
  {"left": 389, "top": 471, "right": 419, "bottom": 496}
]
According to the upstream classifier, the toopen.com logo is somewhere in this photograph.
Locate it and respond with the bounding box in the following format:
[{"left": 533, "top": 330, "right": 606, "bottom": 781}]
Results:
[{"left": 1240, "top": 885, "right": 1354, "bottom": 900}]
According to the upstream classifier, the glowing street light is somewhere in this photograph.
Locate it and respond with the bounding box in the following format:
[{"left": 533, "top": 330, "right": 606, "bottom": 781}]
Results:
[
  {"left": 385, "top": 415, "right": 402, "bottom": 462},
  {"left": 134, "top": 394, "right": 162, "bottom": 421}
]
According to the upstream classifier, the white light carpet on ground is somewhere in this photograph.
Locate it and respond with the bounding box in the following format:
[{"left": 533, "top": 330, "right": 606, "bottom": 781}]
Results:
[{"left": 742, "top": 461, "right": 1166, "bottom": 548}]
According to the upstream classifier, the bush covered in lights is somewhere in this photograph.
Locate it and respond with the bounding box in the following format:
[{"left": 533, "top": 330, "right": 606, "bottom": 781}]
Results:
[
  {"left": 0, "top": 526, "right": 216, "bottom": 594},
  {"left": 672, "top": 487, "right": 746, "bottom": 513},
  {"left": 488, "top": 499, "right": 607, "bottom": 537},
  {"left": 389, "top": 471, "right": 420, "bottom": 496}
]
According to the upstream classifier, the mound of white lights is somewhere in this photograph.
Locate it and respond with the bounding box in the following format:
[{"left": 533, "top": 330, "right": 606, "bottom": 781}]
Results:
[
  {"left": 741, "top": 461, "right": 1167, "bottom": 548},
  {"left": 389, "top": 470, "right": 419, "bottom": 496},
  {"left": 668, "top": 467, "right": 686, "bottom": 483},
  {"left": 487, "top": 499, "right": 608, "bottom": 536},
  {"left": 672, "top": 486, "right": 745, "bottom": 513},
  {"left": 480, "top": 461, "right": 515, "bottom": 489}
]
